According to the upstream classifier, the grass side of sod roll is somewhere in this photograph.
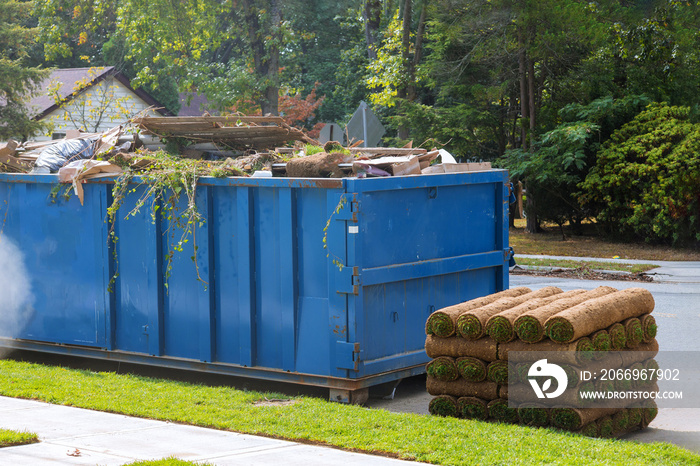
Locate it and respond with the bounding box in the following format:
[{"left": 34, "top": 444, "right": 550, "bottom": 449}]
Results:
[
  {"left": 0, "top": 359, "right": 697, "bottom": 465},
  {"left": 457, "top": 397, "right": 489, "bottom": 421},
  {"left": 426, "top": 311, "right": 455, "bottom": 338},
  {"left": 456, "top": 357, "right": 487, "bottom": 382},
  {"left": 428, "top": 395, "right": 459, "bottom": 417},
  {"left": 513, "top": 315, "right": 544, "bottom": 343},
  {"left": 426, "top": 357, "right": 459, "bottom": 381},
  {"left": 608, "top": 323, "right": 627, "bottom": 350}
]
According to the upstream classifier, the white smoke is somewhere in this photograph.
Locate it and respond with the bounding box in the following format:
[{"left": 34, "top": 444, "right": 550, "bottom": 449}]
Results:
[{"left": 0, "top": 236, "right": 34, "bottom": 347}]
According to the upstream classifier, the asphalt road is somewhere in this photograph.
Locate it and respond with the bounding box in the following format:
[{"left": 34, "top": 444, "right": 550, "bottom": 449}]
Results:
[{"left": 366, "top": 266, "right": 700, "bottom": 453}]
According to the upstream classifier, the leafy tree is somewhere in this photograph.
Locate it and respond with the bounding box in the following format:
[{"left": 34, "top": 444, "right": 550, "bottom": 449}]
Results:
[
  {"left": 33, "top": 0, "right": 118, "bottom": 67},
  {"left": 281, "top": 0, "right": 361, "bottom": 124},
  {"left": 500, "top": 95, "right": 651, "bottom": 236},
  {"left": 0, "top": 0, "right": 48, "bottom": 139},
  {"left": 116, "top": 0, "right": 287, "bottom": 116},
  {"left": 366, "top": 1, "right": 428, "bottom": 139},
  {"left": 32, "top": 0, "right": 180, "bottom": 114},
  {"left": 580, "top": 103, "right": 700, "bottom": 245},
  {"left": 580, "top": 1, "right": 700, "bottom": 106}
]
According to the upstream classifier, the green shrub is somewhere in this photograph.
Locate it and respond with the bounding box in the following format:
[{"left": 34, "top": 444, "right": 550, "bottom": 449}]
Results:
[{"left": 580, "top": 103, "right": 700, "bottom": 244}]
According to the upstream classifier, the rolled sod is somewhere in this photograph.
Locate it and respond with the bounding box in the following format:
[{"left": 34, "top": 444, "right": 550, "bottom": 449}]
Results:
[
  {"left": 498, "top": 385, "right": 508, "bottom": 399},
  {"left": 425, "top": 287, "right": 532, "bottom": 337},
  {"left": 560, "top": 363, "right": 580, "bottom": 388},
  {"left": 591, "top": 329, "right": 611, "bottom": 352},
  {"left": 486, "top": 360, "right": 509, "bottom": 385},
  {"left": 628, "top": 407, "right": 643, "bottom": 427},
  {"left": 612, "top": 410, "right": 630, "bottom": 433},
  {"left": 641, "top": 402, "right": 658, "bottom": 428},
  {"left": 426, "top": 376, "right": 499, "bottom": 399},
  {"left": 518, "top": 403, "right": 550, "bottom": 427},
  {"left": 515, "top": 362, "right": 531, "bottom": 384},
  {"left": 595, "top": 378, "right": 616, "bottom": 396},
  {"left": 426, "top": 357, "right": 459, "bottom": 382},
  {"left": 619, "top": 339, "right": 658, "bottom": 367},
  {"left": 456, "top": 357, "right": 487, "bottom": 382},
  {"left": 458, "top": 396, "right": 489, "bottom": 420},
  {"left": 616, "top": 365, "right": 637, "bottom": 392},
  {"left": 515, "top": 361, "right": 578, "bottom": 388},
  {"left": 425, "top": 335, "right": 498, "bottom": 361},
  {"left": 640, "top": 313, "right": 657, "bottom": 343},
  {"left": 497, "top": 337, "right": 595, "bottom": 365},
  {"left": 607, "top": 322, "right": 627, "bottom": 350},
  {"left": 457, "top": 287, "right": 563, "bottom": 340},
  {"left": 576, "top": 422, "right": 600, "bottom": 437},
  {"left": 550, "top": 407, "right": 621, "bottom": 430},
  {"left": 487, "top": 399, "right": 519, "bottom": 423},
  {"left": 623, "top": 317, "right": 644, "bottom": 348},
  {"left": 642, "top": 358, "right": 660, "bottom": 387},
  {"left": 507, "top": 382, "right": 595, "bottom": 407},
  {"left": 598, "top": 416, "right": 615, "bottom": 438},
  {"left": 485, "top": 290, "right": 584, "bottom": 343},
  {"left": 429, "top": 395, "right": 459, "bottom": 417},
  {"left": 545, "top": 288, "right": 655, "bottom": 343},
  {"left": 514, "top": 286, "right": 617, "bottom": 343}
]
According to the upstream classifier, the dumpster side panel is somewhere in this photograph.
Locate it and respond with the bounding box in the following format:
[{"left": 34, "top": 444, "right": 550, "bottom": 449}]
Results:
[
  {"left": 112, "top": 185, "right": 162, "bottom": 355},
  {"left": 160, "top": 188, "right": 213, "bottom": 361},
  {"left": 210, "top": 184, "right": 343, "bottom": 376},
  {"left": 360, "top": 268, "right": 496, "bottom": 369},
  {"left": 211, "top": 185, "right": 245, "bottom": 366},
  {"left": 357, "top": 183, "right": 498, "bottom": 268},
  {"left": 0, "top": 179, "right": 108, "bottom": 346},
  {"left": 344, "top": 171, "right": 510, "bottom": 377},
  {"left": 293, "top": 188, "right": 337, "bottom": 376}
]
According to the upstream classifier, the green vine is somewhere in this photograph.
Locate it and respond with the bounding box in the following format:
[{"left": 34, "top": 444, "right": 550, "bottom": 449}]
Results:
[
  {"left": 323, "top": 196, "right": 347, "bottom": 271},
  {"left": 49, "top": 183, "right": 73, "bottom": 203},
  {"left": 106, "top": 150, "right": 209, "bottom": 291}
]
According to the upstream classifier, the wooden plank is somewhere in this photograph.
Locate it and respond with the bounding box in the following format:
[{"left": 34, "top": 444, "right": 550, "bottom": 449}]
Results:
[
  {"left": 349, "top": 147, "right": 427, "bottom": 156},
  {"left": 0, "top": 140, "right": 31, "bottom": 172},
  {"left": 136, "top": 115, "right": 285, "bottom": 125},
  {"left": 0, "top": 140, "right": 18, "bottom": 157}
]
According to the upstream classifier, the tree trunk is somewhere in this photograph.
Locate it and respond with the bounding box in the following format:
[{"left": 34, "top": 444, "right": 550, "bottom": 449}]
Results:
[
  {"left": 518, "top": 30, "right": 528, "bottom": 151},
  {"left": 406, "top": 1, "right": 426, "bottom": 103},
  {"left": 397, "top": 0, "right": 413, "bottom": 140},
  {"left": 363, "top": 0, "right": 382, "bottom": 61},
  {"left": 243, "top": 0, "right": 280, "bottom": 116},
  {"left": 528, "top": 56, "right": 536, "bottom": 138}
]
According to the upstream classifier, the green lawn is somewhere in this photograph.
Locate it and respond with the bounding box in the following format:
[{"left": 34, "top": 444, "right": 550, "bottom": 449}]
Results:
[
  {"left": 0, "top": 428, "right": 38, "bottom": 448},
  {"left": 515, "top": 257, "right": 658, "bottom": 274},
  {"left": 125, "top": 459, "right": 210, "bottom": 466},
  {"left": 0, "top": 359, "right": 698, "bottom": 465}
]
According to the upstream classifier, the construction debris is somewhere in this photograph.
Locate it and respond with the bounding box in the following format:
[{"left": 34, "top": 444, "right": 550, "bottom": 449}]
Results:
[
  {"left": 0, "top": 115, "right": 496, "bottom": 179},
  {"left": 0, "top": 140, "right": 32, "bottom": 173},
  {"left": 132, "top": 115, "right": 316, "bottom": 150}
]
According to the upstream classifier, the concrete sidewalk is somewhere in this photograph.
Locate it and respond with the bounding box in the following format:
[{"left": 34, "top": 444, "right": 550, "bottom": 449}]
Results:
[{"left": 0, "top": 396, "right": 422, "bottom": 466}]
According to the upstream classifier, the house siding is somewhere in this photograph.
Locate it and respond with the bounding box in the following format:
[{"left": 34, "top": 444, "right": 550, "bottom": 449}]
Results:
[{"left": 35, "top": 78, "right": 155, "bottom": 142}]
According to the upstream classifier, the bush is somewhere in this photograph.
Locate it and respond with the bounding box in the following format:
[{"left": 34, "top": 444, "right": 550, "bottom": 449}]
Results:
[{"left": 580, "top": 103, "right": 700, "bottom": 245}]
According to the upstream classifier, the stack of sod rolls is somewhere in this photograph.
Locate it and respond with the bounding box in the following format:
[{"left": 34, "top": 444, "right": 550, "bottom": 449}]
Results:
[{"left": 425, "top": 286, "right": 659, "bottom": 437}]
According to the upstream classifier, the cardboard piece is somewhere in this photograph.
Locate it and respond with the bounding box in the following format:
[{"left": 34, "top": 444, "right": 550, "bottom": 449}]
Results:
[
  {"left": 422, "top": 162, "right": 492, "bottom": 174},
  {"left": 58, "top": 160, "right": 123, "bottom": 205}
]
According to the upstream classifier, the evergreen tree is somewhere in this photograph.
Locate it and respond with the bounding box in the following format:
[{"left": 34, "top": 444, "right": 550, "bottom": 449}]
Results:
[{"left": 0, "top": 0, "right": 48, "bottom": 139}]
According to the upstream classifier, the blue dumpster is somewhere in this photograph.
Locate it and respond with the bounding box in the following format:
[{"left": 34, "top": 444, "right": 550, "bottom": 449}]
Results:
[{"left": 0, "top": 170, "right": 511, "bottom": 401}]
